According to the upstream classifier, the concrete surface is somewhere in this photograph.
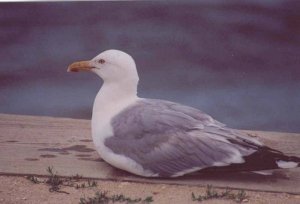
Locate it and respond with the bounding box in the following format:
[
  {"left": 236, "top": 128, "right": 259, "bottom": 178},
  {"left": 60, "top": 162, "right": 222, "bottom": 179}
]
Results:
[{"left": 0, "top": 113, "right": 299, "bottom": 194}]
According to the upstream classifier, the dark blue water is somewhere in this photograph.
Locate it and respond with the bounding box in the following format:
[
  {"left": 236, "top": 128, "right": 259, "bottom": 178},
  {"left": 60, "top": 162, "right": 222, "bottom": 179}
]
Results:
[{"left": 0, "top": 1, "right": 299, "bottom": 132}]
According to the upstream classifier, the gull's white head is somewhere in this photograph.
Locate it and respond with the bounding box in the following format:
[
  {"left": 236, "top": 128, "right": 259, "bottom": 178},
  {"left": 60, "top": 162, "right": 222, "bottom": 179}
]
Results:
[{"left": 68, "top": 49, "right": 139, "bottom": 85}]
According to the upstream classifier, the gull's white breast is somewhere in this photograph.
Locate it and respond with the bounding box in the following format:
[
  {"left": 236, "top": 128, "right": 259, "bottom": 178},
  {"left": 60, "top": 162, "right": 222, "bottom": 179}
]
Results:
[{"left": 91, "top": 95, "right": 157, "bottom": 177}]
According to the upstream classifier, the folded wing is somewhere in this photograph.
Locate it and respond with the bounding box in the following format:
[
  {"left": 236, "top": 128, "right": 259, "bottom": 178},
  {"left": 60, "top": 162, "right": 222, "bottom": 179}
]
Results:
[{"left": 104, "top": 99, "right": 267, "bottom": 177}]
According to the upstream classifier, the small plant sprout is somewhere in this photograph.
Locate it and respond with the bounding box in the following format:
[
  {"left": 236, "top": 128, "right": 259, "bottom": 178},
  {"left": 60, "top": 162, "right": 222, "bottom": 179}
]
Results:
[
  {"left": 191, "top": 185, "right": 249, "bottom": 203},
  {"left": 25, "top": 166, "right": 98, "bottom": 194},
  {"left": 79, "top": 191, "right": 154, "bottom": 204}
]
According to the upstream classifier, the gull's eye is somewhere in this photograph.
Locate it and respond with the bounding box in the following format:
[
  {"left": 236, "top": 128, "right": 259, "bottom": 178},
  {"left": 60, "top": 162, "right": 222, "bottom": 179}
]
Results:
[{"left": 98, "top": 59, "right": 105, "bottom": 64}]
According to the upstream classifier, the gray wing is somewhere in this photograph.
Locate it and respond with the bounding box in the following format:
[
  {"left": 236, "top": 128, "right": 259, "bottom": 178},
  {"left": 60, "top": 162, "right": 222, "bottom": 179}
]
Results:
[{"left": 105, "top": 99, "right": 261, "bottom": 177}]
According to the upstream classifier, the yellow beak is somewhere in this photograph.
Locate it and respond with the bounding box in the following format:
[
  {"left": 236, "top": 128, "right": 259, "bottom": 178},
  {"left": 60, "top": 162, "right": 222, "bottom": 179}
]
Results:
[{"left": 67, "top": 60, "right": 94, "bottom": 72}]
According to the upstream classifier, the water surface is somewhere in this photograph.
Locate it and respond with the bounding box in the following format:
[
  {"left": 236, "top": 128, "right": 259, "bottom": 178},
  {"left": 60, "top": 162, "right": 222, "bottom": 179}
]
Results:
[{"left": 0, "top": 1, "right": 299, "bottom": 132}]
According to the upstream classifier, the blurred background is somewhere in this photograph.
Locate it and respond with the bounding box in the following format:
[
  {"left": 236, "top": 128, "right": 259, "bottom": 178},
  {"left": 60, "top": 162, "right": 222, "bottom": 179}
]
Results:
[{"left": 0, "top": 1, "right": 299, "bottom": 132}]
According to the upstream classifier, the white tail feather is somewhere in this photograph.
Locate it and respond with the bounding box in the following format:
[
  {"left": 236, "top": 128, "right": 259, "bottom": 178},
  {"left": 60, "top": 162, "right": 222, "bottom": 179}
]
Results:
[{"left": 276, "top": 160, "right": 298, "bottom": 169}]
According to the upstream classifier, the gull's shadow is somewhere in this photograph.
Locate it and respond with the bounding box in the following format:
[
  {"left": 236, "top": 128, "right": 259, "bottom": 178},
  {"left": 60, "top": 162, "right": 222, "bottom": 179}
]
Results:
[
  {"left": 109, "top": 166, "right": 290, "bottom": 184},
  {"left": 176, "top": 170, "right": 290, "bottom": 183}
]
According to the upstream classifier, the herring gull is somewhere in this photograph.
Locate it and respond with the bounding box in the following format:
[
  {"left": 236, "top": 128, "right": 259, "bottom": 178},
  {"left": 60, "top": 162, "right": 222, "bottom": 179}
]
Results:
[{"left": 67, "top": 49, "right": 300, "bottom": 177}]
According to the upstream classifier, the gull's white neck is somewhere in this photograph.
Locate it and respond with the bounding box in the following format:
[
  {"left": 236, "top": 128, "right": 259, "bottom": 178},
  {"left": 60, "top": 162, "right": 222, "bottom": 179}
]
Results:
[
  {"left": 93, "top": 80, "right": 138, "bottom": 114},
  {"left": 91, "top": 79, "right": 139, "bottom": 147}
]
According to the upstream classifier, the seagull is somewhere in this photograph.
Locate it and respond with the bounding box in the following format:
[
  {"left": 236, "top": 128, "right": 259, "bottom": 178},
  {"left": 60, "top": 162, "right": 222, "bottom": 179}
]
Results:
[{"left": 68, "top": 49, "right": 300, "bottom": 177}]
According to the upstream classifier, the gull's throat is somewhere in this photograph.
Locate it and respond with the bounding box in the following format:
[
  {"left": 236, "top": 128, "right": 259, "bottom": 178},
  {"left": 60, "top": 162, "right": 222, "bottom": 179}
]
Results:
[{"left": 91, "top": 81, "right": 139, "bottom": 147}]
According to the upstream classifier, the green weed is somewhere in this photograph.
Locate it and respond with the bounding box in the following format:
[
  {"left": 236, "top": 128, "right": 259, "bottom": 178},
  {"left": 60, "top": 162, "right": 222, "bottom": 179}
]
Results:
[
  {"left": 192, "top": 185, "right": 249, "bottom": 203},
  {"left": 26, "top": 166, "right": 98, "bottom": 194},
  {"left": 79, "top": 191, "right": 153, "bottom": 204}
]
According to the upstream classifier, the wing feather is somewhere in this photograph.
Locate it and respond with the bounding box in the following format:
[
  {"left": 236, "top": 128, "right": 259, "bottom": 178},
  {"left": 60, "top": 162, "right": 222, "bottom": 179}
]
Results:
[{"left": 105, "top": 99, "right": 261, "bottom": 177}]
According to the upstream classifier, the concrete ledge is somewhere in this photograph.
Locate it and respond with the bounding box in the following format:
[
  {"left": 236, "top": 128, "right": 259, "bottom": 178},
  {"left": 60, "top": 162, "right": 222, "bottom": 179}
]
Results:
[{"left": 0, "top": 113, "right": 299, "bottom": 194}]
